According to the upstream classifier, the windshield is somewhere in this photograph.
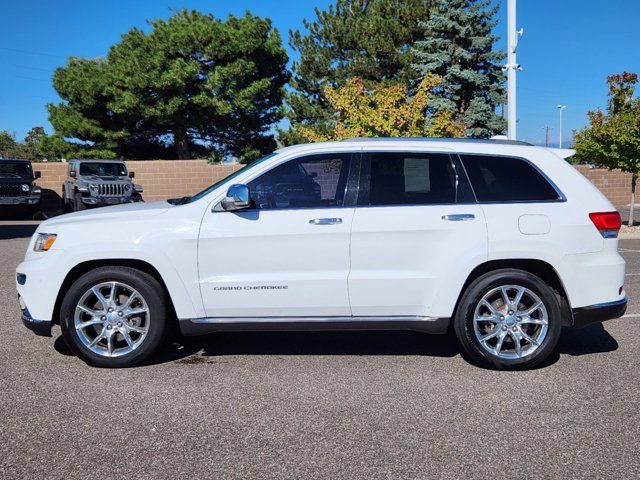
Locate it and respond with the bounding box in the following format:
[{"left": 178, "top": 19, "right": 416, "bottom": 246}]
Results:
[
  {"left": 184, "top": 153, "right": 278, "bottom": 204},
  {"left": 79, "top": 162, "right": 127, "bottom": 177},
  {"left": 0, "top": 161, "right": 32, "bottom": 178}
]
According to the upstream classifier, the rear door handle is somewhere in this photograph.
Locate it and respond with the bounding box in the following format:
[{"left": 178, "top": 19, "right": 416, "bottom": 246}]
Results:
[
  {"left": 442, "top": 214, "right": 475, "bottom": 222},
  {"left": 309, "top": 218, "right": 343, "bottom": 225}
]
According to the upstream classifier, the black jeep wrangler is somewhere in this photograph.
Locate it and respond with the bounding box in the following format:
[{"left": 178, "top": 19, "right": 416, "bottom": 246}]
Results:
[{"left": 0, "top": 158, "right": 42, "bottom": 218}]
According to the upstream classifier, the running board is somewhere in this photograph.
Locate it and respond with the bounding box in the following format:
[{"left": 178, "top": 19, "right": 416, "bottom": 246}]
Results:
[{"left": 179, "top": 316, "right": 451, "bottom": 336}]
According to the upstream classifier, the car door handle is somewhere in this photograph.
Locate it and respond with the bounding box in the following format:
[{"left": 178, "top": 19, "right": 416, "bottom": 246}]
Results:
[
  {"left": 309, "top": 218, "right": 343, "bottom": 225},
  {"left": 442, "top": 214, "right": 475, "bottom": 221}
]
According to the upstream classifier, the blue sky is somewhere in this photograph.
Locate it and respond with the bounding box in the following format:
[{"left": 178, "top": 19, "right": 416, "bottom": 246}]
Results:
[{"left": 0, "top": 0, "right": 638, "bottom": 146}]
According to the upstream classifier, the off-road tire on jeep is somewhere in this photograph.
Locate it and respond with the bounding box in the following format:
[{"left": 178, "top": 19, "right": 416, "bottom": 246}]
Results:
[
  {"left": 60, "top": 267, "right": 168, "bottom": 368},
  {"left": 74, "top": 192, "right": 87, "bottom": 211}
]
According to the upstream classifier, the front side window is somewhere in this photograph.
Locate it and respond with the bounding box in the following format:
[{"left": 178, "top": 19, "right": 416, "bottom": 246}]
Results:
[
  {"left": 248, "top": 154, "right": 350, "bottom": 210},
  {"left": 79, "top": 162, "right": 128, "bottom": 177},
  {"left": 364, "top": 152, "right": 457, "bottom": 206},
  {"left": 460, "top": 154, "right": 562, "bottom": 202}
]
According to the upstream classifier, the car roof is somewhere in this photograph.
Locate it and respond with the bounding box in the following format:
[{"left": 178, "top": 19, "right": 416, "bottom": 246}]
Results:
[{"left": 275, "top": 137, "right": 536, "bottom": 156}]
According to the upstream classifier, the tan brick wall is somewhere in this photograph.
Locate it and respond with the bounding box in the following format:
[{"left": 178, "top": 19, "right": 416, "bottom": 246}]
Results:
[
  {"left": 30, "top": 160, "right": 633, "bottom": 211},
  {"left": 33, "top": 160, "right": 244, "bottom": 210},
  {"left": 574, "top": 166, "right": 632, "bottom": 209}
]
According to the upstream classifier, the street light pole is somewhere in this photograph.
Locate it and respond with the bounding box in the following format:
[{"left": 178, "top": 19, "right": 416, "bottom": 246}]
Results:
[
  {"left": 505, "top": 0, "right": 523, "bottom": 140},
  {"left": 557, "top": 105, "right": 567, "bottom": 148}
]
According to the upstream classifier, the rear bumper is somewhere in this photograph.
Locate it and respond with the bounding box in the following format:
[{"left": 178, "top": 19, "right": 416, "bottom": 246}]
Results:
[{"left": 572, "top": 297, "right": 627, "bottom": 328}]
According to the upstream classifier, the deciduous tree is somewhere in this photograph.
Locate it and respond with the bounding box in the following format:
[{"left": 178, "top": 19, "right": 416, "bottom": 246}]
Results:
[
  {"left": 574, "top": 72, "right": 640, "bottom": 225},
  {"left": 298, "top": 75, "right": 465, "bottom": 142}
]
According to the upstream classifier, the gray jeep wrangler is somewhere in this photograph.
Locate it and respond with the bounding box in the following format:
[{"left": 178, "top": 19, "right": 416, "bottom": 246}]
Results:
[
  {"left": 0, "top": 158, "right": 42, "bottom": 217},
  {"left": 62, "top": 159, "right": 143, "bottom": 212}
]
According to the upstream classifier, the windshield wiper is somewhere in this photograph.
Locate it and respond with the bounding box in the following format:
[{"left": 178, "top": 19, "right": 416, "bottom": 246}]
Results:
[{"left": 168, "top": 196, "right": 191, "bottom": 205}]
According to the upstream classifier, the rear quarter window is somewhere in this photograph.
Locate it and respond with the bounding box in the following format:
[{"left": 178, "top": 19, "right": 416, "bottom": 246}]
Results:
[{"left": 460, "top": 154, "right": 562, "bottom": 202}]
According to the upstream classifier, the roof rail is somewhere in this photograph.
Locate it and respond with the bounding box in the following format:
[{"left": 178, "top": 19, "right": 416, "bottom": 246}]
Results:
[{"left": 339, "top": 137, "right": 534, "bottom": 147}]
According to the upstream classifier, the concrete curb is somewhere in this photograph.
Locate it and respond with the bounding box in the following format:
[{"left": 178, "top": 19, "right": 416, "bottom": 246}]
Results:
[{"left": 619, "top": 232, "right": 640, "bottom": 240}]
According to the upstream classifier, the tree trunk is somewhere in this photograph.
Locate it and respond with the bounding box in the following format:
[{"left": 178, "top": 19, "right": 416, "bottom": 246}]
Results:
[
  {"left": 174, "top": 126, "right": 190, "bottom": 160},
  {"left": 630, "top": 174, "right": 637, "bottom": 226}
]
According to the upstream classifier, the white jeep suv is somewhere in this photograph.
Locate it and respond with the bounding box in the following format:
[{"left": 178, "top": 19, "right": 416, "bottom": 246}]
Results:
[{"left": 16, "top": 138, "right": 627, "bottom": 369}]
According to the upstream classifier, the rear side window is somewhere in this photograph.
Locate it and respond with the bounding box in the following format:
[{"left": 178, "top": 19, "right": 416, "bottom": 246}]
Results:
[
  {"left": 366, "top": 152, "right": 456, "bottom": 206},
  {"left": 460, "top": 155, "right": 561, "bottom": 202}
]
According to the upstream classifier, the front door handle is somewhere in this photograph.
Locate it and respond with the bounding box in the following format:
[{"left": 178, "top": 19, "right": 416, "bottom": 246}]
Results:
[
  {"left": 442, "top": 214, "right": 475, "bottom": 221},
  {"left": 309, "top": 218, "right": 343, "bottom": 225}
]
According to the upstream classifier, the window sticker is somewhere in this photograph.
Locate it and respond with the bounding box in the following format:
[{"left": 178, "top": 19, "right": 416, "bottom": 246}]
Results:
[{"left": 403, "top": 158, "right": 430, "bottom": 193}]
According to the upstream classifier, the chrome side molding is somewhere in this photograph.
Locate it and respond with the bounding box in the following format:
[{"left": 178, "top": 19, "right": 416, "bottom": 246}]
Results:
[{"left": 179, "top": 315, "right": 451, "bottom": 336}]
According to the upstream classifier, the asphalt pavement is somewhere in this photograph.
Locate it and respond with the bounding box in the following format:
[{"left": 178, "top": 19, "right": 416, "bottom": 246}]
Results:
[{"left": 1, "top": 220, "right": 639, "bottom": 479}]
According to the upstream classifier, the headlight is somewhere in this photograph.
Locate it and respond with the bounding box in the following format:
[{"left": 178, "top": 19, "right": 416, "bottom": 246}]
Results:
[
  {"left": 34, "top": 233, "right": 57, "bottom": 252},
  {"left": 21, "top": 184, "right": 30, "bottom": 192}
]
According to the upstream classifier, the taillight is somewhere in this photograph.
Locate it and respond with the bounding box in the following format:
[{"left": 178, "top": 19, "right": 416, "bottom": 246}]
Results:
[{"left": 589, "top": 211, "right": 622, "bottom": 238}]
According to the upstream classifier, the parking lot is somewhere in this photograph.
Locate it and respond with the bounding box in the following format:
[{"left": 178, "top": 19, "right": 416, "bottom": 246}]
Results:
[{"left": 1, "top": 220, "right": 639, "bottom": 480}]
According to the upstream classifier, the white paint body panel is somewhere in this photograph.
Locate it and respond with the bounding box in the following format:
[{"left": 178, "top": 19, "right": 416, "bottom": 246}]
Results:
[
  {"left": 198, "top": 207, "right": 354, "bottom": 317},
  {"left": 16, "top": 140, "right": 626, "bottom": 326},
  {"left": 349, "top": 204, "right": 487, "bottom": 317}
]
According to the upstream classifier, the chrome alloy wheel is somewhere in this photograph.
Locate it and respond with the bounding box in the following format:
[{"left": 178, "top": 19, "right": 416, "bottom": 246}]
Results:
[
  {"left": 74, "top": 281, "right": 150, "bottom": 358},
  {"left": 473, "top": 285, "right": 549, "bottom": 360}
]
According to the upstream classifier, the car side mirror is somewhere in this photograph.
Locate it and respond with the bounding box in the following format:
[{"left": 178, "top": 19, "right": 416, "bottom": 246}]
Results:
[
  {"left": 220, "top": 184, "right": 251, "bottom": 211},
  {"left": 70, "top": 171, "right": 76, "bottom": 178},
  {"left": 34, "top": 171, "right": 41, "bottom": 179},
  {"left": 129, "top": 171, "right": 135, "bottom": 178}
]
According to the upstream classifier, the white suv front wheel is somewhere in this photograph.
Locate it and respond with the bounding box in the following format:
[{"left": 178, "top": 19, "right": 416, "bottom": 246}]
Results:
[
  {"left": 60, "top": 267, "right": 168, "bottom": 367},
  {"left": 454, "top": 269, "right": 562, "bottom": 370}
]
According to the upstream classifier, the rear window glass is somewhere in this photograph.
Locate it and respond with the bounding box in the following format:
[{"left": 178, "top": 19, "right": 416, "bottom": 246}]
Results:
[{"left": 460, "top": 155, "right": 561, "bottom": 202}]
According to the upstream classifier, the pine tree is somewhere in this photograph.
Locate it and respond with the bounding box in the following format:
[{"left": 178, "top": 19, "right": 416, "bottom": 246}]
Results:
[
  {"left": 411, "top": 0, "right": 505, "bottom": 137},
  {"left": 49, "top": 10, "right": 289, "bottom": 161},
  {"left": 283, "top": 0, "right": 434, "bottom": 145}
]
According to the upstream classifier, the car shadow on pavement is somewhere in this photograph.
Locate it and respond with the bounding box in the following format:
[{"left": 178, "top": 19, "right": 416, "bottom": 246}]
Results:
[
  {"left": 52, "top": 322, "right": 619, "bottom": 368},
  {"left": 0, "top": 223, "right": 38, "bottom": 239},
  {"left": 159, "top": 330, "right": 463, "bottom": 365},
  {"left": 557, "top": 323, "right": 619, "bottom": 356}
]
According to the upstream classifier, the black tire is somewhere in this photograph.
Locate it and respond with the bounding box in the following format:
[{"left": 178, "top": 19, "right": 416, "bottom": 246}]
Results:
[
  {"left": 61, "top": 187, "right": 68, "bottom": 212},
  {"left": 74, "top": 192, "right": 87, "bottom": 211},
  {"left": 454, "top": 269, "right": 562, "bottom": 370},
  {"left": 60, "top": 266, "right": 168, "bottom": 367}
]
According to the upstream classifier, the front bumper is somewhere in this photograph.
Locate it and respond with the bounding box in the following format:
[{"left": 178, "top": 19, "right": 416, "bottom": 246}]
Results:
[
  {"left": 572, "top": 297, "right": 628, "bottom": 328},
  {"left": 20, "top": 301, "right": 52, "bottom": 337},
  {"left": 0, "top": 195, "right": 41, "bottom": 207},
  {"left": 81, "top": 196, "right": 140, "bottom": 207}
]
